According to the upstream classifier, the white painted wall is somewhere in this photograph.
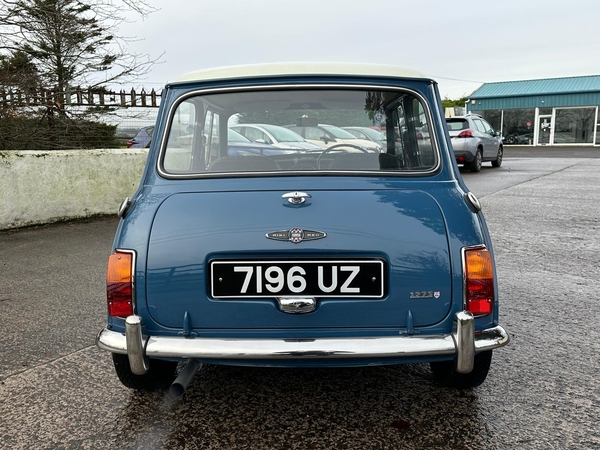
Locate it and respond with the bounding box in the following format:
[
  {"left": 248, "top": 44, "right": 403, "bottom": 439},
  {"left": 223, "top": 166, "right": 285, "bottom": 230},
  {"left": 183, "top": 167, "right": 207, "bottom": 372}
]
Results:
[{"left": 0, "top": 149, "right": 148, "bottom": 230}]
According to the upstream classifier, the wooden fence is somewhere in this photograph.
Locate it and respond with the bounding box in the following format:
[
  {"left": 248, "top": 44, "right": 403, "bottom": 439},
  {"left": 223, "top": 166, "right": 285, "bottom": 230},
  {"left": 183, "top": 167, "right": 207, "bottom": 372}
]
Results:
[{"left": 0, "top": 87, "right": 162, "bottom": 108}]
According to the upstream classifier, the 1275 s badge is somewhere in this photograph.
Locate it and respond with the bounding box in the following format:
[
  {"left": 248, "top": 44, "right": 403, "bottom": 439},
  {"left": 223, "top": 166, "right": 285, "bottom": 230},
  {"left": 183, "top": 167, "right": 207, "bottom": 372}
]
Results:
[{"left": 409, "top": 291, "right": 441, "bottom": 299}]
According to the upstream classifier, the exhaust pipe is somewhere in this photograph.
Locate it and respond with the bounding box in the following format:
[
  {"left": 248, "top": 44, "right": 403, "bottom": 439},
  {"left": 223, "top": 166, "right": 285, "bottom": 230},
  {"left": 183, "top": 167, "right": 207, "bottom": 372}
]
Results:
[{"left": 169, "top": 359, "right": 202, "bottom": 397}]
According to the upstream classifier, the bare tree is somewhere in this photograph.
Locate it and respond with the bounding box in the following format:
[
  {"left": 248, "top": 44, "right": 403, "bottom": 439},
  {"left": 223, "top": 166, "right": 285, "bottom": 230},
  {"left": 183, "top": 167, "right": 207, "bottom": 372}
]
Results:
[
  {"left": 0, "top": 0, "right": 159, "bottom": 103},
  {"left": 0, "top": 0, "right": 160, "bottom": 149}
]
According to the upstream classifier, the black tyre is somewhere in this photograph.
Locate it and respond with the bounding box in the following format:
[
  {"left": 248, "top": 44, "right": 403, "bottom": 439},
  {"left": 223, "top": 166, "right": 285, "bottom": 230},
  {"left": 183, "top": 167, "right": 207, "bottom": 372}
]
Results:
[
  {"left": 430, "top": 351, "right": 492, "bottom": 389},
  {"left": 492, "top": 146, "right": 503, "bottom": 168},
  {"left": 469, "top": 149, "right": 482, "bottom": 172},
  {"left": 112, "top": 353, "right": 178, "bottom": 391}
]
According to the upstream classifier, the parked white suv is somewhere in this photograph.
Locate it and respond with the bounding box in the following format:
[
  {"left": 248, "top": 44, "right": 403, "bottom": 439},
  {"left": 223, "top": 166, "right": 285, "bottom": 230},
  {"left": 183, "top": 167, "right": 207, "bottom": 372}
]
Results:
[{"left": 446, "top": 115, "right": 503, "bottom": 172}]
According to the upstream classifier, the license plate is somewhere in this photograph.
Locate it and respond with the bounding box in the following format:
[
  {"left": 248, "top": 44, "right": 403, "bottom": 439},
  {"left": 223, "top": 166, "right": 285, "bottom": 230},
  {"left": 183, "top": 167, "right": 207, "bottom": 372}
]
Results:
[{"left": 210, "top": 260, "right": 385, "bottom": 298}]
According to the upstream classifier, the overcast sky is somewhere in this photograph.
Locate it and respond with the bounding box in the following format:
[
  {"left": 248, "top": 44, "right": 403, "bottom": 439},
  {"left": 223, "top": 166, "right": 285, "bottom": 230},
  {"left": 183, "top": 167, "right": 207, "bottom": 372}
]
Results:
[{"left": 120, "top": 0, "right": 600, "bottom": 99}]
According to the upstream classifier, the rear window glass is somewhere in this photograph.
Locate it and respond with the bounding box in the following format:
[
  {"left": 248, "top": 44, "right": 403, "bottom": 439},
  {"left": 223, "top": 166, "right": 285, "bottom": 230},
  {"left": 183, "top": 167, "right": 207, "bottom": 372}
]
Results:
[
  {"left": 161, "top": 88, "right": 438, "bottom": 176},
  {"left": 446, "top": 119, "right": 469, "bottom": 131}
]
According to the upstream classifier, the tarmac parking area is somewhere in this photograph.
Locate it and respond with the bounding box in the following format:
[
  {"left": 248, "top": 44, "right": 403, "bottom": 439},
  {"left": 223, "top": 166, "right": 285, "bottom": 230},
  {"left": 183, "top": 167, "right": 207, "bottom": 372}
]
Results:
[{"left": 0, "top": 155, "right": 599, "bottom": 449}]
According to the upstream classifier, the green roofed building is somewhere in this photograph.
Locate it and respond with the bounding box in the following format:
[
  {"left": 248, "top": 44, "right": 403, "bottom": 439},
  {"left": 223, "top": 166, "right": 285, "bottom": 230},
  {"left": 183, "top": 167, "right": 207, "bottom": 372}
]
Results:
[{"left": 466, "top": 75, "right": 600, "bottom": 146}]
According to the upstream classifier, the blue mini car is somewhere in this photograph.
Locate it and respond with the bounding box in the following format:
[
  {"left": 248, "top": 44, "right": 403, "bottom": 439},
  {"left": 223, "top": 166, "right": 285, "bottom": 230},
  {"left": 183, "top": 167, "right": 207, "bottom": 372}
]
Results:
[{"left": 97, "top": 63, "right": 509, "bottom": 394}]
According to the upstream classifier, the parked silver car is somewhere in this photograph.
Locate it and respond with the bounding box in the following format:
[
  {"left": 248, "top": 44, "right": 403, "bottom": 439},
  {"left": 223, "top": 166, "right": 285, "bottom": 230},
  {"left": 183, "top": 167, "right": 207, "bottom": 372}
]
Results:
[
  {"left": 230, "top": 124, "right": 323, "bottom": 151},
  {"left": 446, "top": 115, "right": 503, "bottom": 172},
  {"left": 342, "top": 126, "right": 386, "bottom": 146},
  {"left": 286, "top": 123, "right": 382, "bottom": 152}
]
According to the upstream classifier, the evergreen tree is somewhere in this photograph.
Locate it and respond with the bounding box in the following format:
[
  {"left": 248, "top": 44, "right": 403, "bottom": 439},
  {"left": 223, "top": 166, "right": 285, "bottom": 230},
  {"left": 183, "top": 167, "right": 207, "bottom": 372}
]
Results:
[{"left": 0, "top": 0, "right": 158, "bottom": 102}]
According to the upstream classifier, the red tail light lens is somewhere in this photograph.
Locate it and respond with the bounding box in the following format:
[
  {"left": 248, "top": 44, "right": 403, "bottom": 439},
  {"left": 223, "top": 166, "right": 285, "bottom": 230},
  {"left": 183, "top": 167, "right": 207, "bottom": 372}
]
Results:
[
  {"left": 464, "top": 248, "right": 494, "bottom": 315},
  {"left": 107, "top": 251, "right": 134, "bottom": 317},
  {"left": 457, "top": 130, "right": 473, "bottom": 138}
]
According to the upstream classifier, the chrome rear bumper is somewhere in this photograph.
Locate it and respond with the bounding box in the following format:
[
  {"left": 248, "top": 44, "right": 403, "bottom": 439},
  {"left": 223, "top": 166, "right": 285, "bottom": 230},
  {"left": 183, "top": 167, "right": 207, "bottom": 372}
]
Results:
[{"left": 96, "top": 312, "right": 509, "bottom": 375}]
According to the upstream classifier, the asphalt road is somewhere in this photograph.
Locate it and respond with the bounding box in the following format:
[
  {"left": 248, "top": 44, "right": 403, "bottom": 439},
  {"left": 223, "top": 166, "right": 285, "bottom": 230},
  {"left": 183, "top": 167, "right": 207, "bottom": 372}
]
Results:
[{"left": 1, "top": 155, "right": 599, "bottom": 449}]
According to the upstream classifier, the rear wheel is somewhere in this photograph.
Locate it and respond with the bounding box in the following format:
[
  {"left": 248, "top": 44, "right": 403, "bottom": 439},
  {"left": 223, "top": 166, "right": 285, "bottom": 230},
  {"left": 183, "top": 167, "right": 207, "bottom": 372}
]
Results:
[
  {"left": 112, "top": 353, "right": 178, "bottom": 391},
  {"left": 492, "top": 146, "right": 503, "bottom": 168},
  {"left": 469, "top": 149, "right": 482, "bottom": 172},
  {"left": 430, "top": 351, "right": 493, "bottom": 389}
]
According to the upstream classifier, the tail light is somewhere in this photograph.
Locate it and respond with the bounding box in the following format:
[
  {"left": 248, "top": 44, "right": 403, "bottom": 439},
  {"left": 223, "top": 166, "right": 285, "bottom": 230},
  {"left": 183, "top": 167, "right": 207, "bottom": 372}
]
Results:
[
  {"left": 106, "top": 250, "right": 134, "bottom": 317},
  {"left": 457, "top": 130, "right": 473, "bottom": 138},
  {"left": 464, "top": 247, "right": 494, "bottom": 315},
  {"left": 126, "top": 141, "right": 133, "bottom": 148}
]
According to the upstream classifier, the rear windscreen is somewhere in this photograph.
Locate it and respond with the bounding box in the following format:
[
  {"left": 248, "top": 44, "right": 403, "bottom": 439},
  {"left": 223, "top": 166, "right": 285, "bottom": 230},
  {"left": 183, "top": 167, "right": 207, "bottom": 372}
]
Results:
[
  {"left": 446, "top": 119, "right": 469, "bottom": 131},
  {"left": 160, "top": 87, "right": 439, "bottom": 176}
]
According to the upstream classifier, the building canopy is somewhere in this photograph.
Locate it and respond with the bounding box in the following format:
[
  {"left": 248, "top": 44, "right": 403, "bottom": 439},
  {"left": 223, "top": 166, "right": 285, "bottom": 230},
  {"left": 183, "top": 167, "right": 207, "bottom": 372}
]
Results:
[{"left": 470, "top": 75, "right": 600, "bottom": 99}]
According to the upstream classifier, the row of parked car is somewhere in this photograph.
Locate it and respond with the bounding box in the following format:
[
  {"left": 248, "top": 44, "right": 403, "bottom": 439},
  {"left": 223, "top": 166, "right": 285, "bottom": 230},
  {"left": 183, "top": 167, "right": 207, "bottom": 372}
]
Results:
[
  {"left": 128, "top": 114, "right": 503, "bottom": 173},
  {"left": 230, "top": 123, "right": 384, "bottom": 153}
]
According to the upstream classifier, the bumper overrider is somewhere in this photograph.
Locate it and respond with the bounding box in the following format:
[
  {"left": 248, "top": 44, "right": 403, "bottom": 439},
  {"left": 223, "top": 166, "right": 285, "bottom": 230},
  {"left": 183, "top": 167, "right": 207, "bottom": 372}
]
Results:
[{"left": 96, "top": 311, "right": 509, "bottom": 375}]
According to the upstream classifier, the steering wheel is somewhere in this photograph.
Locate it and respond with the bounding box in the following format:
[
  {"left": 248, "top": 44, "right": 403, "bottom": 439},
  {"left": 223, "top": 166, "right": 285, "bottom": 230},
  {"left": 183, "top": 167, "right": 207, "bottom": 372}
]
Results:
[{"left": 317, "top": 143, "right": 369, "bottom": 169}]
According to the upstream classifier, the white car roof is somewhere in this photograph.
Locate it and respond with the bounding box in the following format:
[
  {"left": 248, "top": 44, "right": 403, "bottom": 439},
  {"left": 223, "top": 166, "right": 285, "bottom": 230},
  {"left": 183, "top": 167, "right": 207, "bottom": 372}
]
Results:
[{"left": 173, "top": 63, "right": 427, "bottom": 84}]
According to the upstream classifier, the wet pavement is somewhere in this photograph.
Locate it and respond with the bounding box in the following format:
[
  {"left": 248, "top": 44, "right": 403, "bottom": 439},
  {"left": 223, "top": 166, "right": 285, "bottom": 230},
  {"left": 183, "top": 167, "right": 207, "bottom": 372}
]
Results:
[{"left": 0, "top": 156, "right": 599, "bottom": 449}]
